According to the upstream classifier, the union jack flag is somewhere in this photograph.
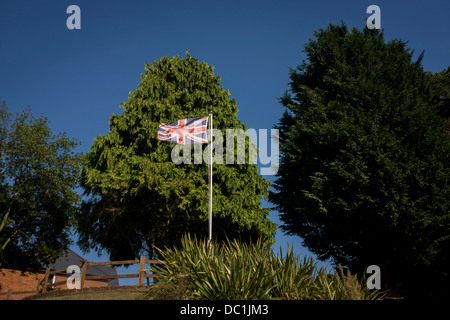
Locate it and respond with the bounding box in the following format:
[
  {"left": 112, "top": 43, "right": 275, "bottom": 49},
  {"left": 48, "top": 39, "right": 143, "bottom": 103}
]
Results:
[{"left": 157, "top": 116, "right": 209, "bottom": 144}]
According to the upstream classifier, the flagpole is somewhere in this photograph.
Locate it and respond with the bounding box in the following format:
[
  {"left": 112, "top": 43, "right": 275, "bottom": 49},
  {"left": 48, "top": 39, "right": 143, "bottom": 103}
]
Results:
[{"left": 208, "top": 112, "right": 213, "bottom": 244}]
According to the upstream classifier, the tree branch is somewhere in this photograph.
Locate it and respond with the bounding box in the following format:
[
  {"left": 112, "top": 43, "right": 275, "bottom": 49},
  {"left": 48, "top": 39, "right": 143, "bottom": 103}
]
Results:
[
  {"left": 0, "top": 191, "right": 19, "bottom": 234},
  {"left": 1, "top": 235, "right": 12, "bottom": 251}
]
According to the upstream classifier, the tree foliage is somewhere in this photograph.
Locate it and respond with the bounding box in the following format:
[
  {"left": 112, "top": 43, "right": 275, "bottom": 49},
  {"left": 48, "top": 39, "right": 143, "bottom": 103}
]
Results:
[
  {"left": 77, "top": 54, "right": 276, "bottom": 261},
  {"left": 270, "top": 24, "right": 450, "bottom": 298},
  {"left": 0, "top": 100, "right": 82, "bottom": 268},
  {"left": 430, "top": 66, "right": 450, "bottom": 134}
]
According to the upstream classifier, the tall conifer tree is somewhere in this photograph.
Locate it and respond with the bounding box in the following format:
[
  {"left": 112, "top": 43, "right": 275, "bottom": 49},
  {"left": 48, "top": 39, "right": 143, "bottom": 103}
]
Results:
[{"left": 271, "top": 24, "right": 450, "bottom": 297}]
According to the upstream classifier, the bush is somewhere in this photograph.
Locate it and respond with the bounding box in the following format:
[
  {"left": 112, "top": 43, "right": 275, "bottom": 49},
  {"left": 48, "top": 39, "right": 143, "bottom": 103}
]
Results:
[
  {"left": 150, "top": 234, "right": 385, "bottom": 300},
  {"left": 143, "top": 278, "right": 194, "bottom": 300},
  {"left": 314, "top": 266, "right": 387, "bottom": 300}
]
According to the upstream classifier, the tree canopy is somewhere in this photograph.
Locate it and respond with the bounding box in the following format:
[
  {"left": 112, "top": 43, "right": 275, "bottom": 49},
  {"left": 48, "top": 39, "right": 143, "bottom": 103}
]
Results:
[
  {"left": 429, "top": 66, "right": 450, "bottom": 134},
  {"left": 0, "top": 100, "right": 82, "bottom": 268},
  {"left": 270, "top": 24, "right": 450, "bottom": 298},
  {"left": 77, "top": 54, "right": 276, "bottom": 261}
]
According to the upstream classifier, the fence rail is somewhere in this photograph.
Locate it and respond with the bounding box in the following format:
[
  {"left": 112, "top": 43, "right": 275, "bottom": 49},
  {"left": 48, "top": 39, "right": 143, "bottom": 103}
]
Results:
[{"left": 33, "top": 256, "right": 163, "bottom": 294}]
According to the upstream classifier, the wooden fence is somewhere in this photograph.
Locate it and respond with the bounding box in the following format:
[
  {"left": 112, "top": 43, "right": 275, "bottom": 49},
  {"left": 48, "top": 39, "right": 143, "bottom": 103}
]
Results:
[
  {"left": 35, "top": 256, "right": 163, "bottom": 294},
  {"left": 0, "top": 256, "right": 162, "bottom": 299}
]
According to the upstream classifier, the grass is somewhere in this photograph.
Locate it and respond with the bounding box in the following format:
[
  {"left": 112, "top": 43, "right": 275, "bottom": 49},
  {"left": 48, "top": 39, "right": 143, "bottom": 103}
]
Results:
[
  {"left": 35, "top": 291, "right": 146, "bottom": 300},
  {"left": 28, "top": 286, "right": 149, "bottom": 300}
]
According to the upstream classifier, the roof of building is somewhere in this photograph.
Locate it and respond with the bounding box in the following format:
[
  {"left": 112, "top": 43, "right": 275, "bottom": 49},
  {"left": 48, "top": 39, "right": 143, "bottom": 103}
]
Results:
[{"left": 45, "top": 249, "right": 119, "bottom": 286}]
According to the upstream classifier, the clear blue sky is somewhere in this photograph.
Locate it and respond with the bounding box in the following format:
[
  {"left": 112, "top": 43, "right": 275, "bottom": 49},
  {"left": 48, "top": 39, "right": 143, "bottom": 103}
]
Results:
[{"left": 1, "top": 0, "right": 449, "bottom": 284}]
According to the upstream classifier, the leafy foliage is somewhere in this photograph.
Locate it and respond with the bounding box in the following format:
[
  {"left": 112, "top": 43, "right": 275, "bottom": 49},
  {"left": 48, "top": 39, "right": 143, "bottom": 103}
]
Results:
[
  {"left": 144, "top": 277, "right": 194, "bottom": 300},
  {"left": 152, "top": 234, "right": 276, "bottom": 299},
  {"left": 0, "top": 100, "right": 82, "bottom": 268},
  {"left": 270, "top": 24, "right": 450, "bottom": 298},
  {"left": 429, "top": 66, "right": 450, "bottom": 134},
  {"left": 77, "top": 54, "right": 276, "bottom": 261},
  {"left": 151, "top": 234, "right": 385, "bottom": 300}
]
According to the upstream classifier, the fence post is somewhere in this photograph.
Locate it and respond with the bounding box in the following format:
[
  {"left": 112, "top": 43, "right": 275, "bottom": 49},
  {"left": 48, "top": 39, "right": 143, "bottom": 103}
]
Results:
[
  {"left": 80, "top": 259, "right": 88, "bottom": 289},
  {"left": 42, "top": 268, "right": 50, "bottom": 293},
  {"left": 138, "top": 256, "right": 146, "bottom": 286},
  {"left": 36, "top": 276, "right": 44, "bottom": 293}
]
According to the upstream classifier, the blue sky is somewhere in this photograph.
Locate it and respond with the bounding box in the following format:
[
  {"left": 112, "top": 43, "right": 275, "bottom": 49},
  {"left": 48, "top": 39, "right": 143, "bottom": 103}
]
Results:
[{"left": 1, "top": 0, "right": 449, "bottom": 284}]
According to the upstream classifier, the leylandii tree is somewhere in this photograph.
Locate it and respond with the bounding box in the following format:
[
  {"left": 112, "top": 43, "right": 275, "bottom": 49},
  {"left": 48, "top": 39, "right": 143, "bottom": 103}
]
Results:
[
  {"left": 430, "top": 66, "right": 450, "bottom": 133},
  {"left": 270, "top": 24, "right": 450, "bottom": 298},
  {"left": 77, "top": 54, "right": 276, "bottom": 261}
]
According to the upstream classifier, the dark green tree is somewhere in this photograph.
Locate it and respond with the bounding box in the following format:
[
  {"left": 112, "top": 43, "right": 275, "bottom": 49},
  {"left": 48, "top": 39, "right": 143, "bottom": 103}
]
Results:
[
  {"left": 270, "top": 24, "right": 450, "bottom": 298},
  {"left": 429, "top": 66, "right": 450, "bottom": 134},
  {"left": 0, "top": 100, "right": 82, "bottom": 268},
  {"left": 77, "top": 54, "right": 276, "bottom": 261}
]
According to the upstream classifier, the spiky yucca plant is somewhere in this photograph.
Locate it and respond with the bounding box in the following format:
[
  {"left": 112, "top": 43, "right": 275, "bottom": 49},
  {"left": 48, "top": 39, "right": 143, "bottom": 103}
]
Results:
[
  {"left": 152, "top": 234, "right": 274, "bottom": 299},
  {"left": 151, "top": 234, "right": 386, "bottom": 300}
]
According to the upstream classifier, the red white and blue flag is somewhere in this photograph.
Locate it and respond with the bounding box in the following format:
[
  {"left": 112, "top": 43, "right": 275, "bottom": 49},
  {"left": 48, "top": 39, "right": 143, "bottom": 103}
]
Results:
[{"left": 158, "top": 116, "right": 209, "bottom": 144}]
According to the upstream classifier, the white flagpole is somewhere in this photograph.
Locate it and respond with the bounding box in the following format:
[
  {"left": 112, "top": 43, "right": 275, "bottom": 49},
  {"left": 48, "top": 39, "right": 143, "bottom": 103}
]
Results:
[{"left": 208, "top": 112, "right": 213, "bottom": 243}]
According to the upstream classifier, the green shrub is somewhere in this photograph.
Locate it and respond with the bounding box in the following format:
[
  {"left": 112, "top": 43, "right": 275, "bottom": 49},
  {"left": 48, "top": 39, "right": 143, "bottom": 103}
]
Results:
[
  {"left": 150, "top": 234, "right": 385, "bottom": 300},
  {"left": 151, "top": 234, "right": 274, "bottom": 299},
  {"left": 269, "top": 245, "right": 318, "bottom": 300},
  {"left": 143, "top": 277, "right": 194, "bottom": 300},
  {"left": 313, "top": 266, "right": 387, "bottom": 300}
]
